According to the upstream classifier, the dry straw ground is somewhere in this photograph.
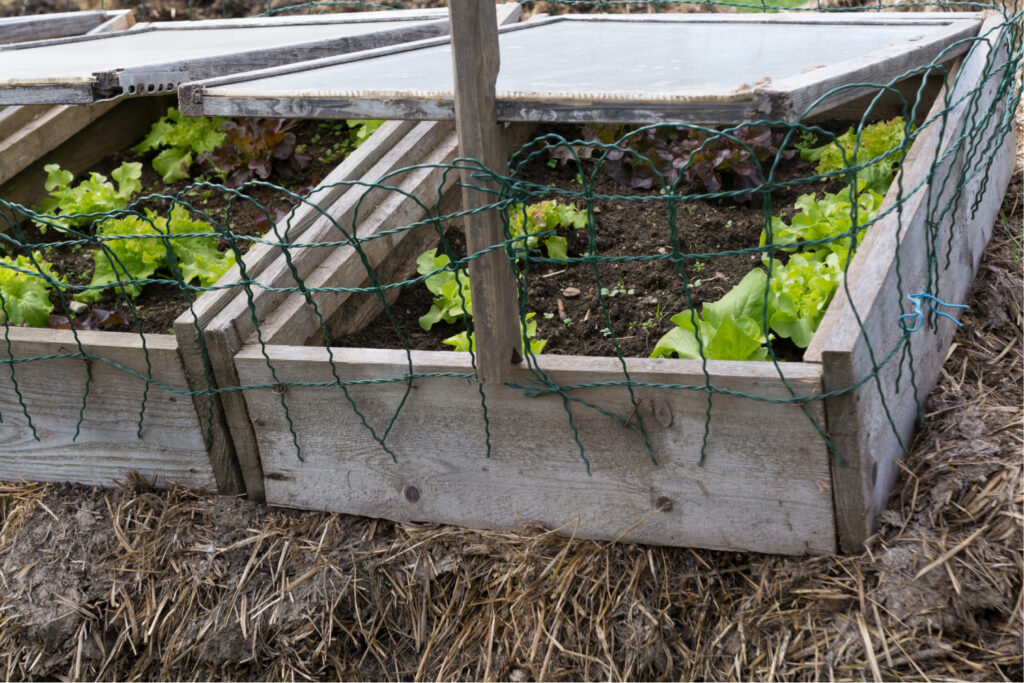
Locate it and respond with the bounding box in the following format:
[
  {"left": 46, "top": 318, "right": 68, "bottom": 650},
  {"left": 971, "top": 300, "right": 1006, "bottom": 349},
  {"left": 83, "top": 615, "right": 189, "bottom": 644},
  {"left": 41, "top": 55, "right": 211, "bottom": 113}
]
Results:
[{"left": 1, "top": 2, "right": 1022, "bottom": 681}]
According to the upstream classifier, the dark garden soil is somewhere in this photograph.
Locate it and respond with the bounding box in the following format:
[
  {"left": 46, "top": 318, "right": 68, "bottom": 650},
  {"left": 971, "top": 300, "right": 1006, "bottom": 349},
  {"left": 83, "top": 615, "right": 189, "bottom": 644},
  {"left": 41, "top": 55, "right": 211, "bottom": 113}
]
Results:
[
  {"left": 336, "top": 123, "right": 847, "bottom": 360},
  {"left": 13, "top": 118, "right": 361, "bottom": 335}
]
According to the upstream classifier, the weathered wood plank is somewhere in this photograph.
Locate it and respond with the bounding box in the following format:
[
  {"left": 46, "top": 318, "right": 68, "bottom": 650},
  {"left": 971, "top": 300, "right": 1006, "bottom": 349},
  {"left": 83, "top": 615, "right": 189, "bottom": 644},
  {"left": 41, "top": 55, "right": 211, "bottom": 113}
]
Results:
[
  {"left": 0, "top": 328, "right": 214, "bottom": 488},
  {"left": 176, "top": 6, "right": 525, "bottom": 501},
  {"left": 0, "top": 10, "right": 128, "bottom": 45},
  {"left": 0, "top": 105, "right": 46, "bottom": 140},
  {"left": 259, "top": 125, "right": 460, "bottom": 345},
  {"left": 808, "top": 15, "right": 1015, "bottom": 552},
  {"left": 448, "top": 0, "right": 523, "bottom": 382},
  {"left": 235, "top": 346, "right": 834, "bottom": 555},
  {"left": 0, "top": 100, "right": 118, "bottom": 186}
]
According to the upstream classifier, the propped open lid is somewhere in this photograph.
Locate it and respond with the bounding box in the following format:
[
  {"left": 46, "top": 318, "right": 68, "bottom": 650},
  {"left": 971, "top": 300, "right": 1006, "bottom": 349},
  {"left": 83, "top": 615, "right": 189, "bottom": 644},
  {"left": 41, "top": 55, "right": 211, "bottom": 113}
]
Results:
[
  {"left": 181, "top": 12, "right": 982, "bottom": 125},
  {"left": 0, "top": 7, "right": 474, "bottom": 104}
]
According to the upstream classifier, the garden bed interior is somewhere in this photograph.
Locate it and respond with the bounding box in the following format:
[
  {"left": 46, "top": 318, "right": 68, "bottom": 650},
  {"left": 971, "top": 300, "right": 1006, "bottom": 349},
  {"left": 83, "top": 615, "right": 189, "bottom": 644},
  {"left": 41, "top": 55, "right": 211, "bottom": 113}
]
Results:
[
  {"left": 0, "top": 100, "right": 443, "bottom": 496},
  {"left": 221, "top": 14, "right": 1016, "bottom": 555}
]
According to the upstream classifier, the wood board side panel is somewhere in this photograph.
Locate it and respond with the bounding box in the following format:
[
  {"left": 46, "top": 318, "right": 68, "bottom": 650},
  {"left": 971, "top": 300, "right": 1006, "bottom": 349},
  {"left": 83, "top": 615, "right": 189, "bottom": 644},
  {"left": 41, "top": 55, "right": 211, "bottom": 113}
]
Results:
[
  {"left": 173, "top": 321, "right": 246, "bottom": 496},
  {"left": 0, "top": 11, "right": 108, "bottom": 45},
  {"left": 181, "top": 119, "right": 419, "bottom": 331},
  {"left": 0, "top": 100, "right": 118, "bottom": 186},
  {"left": 209, "top": 120, "right": 456, "bottom": 344},
  {"left": 0, "top": 328, "right": 214, "bottom": 488},
  {"left": 260, "top": 127, "right": 459, "bottom": 345},
  {"left": 818, "top": 16, "right": 1015, "bottom": 552},
  {"left": 235, "top": 347, "right": 834, "bottom": 555},
  {"left": 173, "top": 121, "right": 424, "bottom": 500}
]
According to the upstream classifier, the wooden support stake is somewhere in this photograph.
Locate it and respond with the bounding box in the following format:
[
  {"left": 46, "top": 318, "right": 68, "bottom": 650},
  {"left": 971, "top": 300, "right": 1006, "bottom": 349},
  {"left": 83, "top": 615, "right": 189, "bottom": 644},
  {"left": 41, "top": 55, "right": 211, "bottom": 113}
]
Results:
[{"left": 448, "top": 0, "right": 522, "bottom": 384}]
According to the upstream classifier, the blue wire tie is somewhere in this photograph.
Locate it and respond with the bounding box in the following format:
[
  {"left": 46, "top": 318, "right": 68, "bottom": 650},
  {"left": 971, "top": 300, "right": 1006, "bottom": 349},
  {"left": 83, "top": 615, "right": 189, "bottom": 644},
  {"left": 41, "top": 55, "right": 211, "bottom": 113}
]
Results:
[{"left": 898, "top": 292, "right": 968, "bottom": 333}]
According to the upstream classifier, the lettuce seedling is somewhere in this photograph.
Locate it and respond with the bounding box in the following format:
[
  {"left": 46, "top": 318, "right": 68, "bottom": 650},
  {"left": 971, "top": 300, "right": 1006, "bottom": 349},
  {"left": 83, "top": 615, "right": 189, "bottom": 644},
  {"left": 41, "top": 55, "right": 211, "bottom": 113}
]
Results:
[
  {"left": 0, "top": 254, "right": 62, "bottom": 327},
  {"left": 78, "top": 205, "right": 235, "bottom": 302},
  {"left": 802, "top": 117, "right": 913, "bottom": 195},
  {"left": 37, "top": 162, "right": 142, "bottom": 231},
  {"left": 765, "top": 252, "right": 844, "bottom": 348},
  {"left": 651, "top": 269, "right": 770, "bottom": 361},
  {"left": 760, "top": 184, "right": 885, "bottom": 263},
  {"left": 443, "top": 312, "right": 547, "bottom": 355},
  {"left": 132, "top": 107, "right": 229, "bottom": 183},
  {"left": 416, "top": 248, "right": 472, "bottom": 330},
  {"left": 507, "top": 200, "right": 587, "bottom": 261}
]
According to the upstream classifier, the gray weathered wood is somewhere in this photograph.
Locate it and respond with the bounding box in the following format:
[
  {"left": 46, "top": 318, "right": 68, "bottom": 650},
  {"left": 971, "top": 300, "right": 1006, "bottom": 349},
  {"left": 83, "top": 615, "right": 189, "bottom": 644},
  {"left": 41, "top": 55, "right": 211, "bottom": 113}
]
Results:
[
  {"left": 174, "top": 119, "right": 427, "bottom": 501},
  {"left": 446, "top": 0, "right": 522, "bottom": 383},
  {"left": 181, "top": 12, "right": 980, "bottom": 125},
  {"left": 234, "top": 346, "right": 834, "bottom": 555},
  {"left": 172, "top": 5, "right": 524, "bottom": 500},
  {"left": 0, "top": 10, "right": 130, "bottom": 45},
  {"left": 0, "top": 11, "right": 455, "bottom": 104},
  {"left": 0, "top": 101, "right": 118, "bottom": 186},
  {"left": 805, "top": 14, "right": 1015, "bottom": 552},
  {"left": 0, "top": 7, "right": 132, "bottom": 185},
  {"left": 259, "top": 125, "right": 460, "bottom": 345},
  {"left": 0, "top": 328, "right": 215, "bottom": 489}
]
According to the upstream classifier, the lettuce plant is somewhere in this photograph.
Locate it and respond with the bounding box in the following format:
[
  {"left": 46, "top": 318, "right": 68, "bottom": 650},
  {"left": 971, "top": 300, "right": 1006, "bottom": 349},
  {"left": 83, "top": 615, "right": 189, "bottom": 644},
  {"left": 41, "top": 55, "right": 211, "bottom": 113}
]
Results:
[
  {"left": 132, "top": 107, "right": 229, "bottom": 183},
  {"left": 507, "top": 200, "right": 587, "bottom": 261},
  {"left": 199, "top": 118, "right": 309, "bottom": 188},
  {"left": 801, "top": 117, "right": 912, "bottom": 195},
  {"left": 78, "top": 205, "right": 235, "bottom": 302},
  {"left": 765, "top": 252, "right": 843, "bottom": 348},
  {"left": 760, "top": 184, "right": 885, "bottom": 263},
  {"left": 651, "top": 269, "right": 770, "bottom": 361},
  {"left": 416, "top": 248, "right": 472, "bottom": 330},
  {"left": 416, "top": 248, "right": 545, "bottom": 354},
  {"left": 37, "top": 162, "right": 142, "bottom": 231},
  {"left": 553, "top": 124, "right": 791, "bottom": 197},
  {"left": 0, "top": 255, "right": 62, "bottom": 327}
]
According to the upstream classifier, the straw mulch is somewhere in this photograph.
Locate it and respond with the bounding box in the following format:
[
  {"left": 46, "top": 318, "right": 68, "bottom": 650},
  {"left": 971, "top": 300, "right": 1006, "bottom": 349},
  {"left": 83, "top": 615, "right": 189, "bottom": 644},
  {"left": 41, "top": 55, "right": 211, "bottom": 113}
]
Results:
[{"left": 0, "top": 161, "right": 1019, "bottom": 679}]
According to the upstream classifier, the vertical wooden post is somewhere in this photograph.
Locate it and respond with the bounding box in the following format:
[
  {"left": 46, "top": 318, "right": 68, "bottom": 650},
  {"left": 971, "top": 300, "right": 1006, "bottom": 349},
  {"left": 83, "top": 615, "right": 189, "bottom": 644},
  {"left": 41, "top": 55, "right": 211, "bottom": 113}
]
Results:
[{"left": 448, "top": 0, "right": 523, "bottom": 384}]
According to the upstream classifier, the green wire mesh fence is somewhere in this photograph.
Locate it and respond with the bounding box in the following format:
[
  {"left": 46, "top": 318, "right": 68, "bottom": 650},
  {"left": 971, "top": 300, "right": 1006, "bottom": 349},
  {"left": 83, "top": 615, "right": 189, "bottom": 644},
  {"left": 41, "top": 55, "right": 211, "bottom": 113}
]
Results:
[{"left": 0, "top": 1, "right": 1020, "bottom": 498}]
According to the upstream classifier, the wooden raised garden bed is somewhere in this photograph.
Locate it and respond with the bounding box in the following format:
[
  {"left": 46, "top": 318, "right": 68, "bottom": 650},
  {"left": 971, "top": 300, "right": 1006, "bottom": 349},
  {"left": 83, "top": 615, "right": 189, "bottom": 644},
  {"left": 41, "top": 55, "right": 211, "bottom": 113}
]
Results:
[
  {"left": 208, "top": 13, "right": 1015, "bottom": 555},
  {"left": 0, "top": 3, "right": 526, "bottom": 494},
  {"left": 0, "top": 107, "right": 458, "bottom": 493}
]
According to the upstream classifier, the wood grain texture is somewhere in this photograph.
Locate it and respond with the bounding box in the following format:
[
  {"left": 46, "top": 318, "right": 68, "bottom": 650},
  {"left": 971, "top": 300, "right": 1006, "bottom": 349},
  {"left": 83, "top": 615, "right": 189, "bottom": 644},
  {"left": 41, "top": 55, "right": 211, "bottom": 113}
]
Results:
[
  {"left": 0, "top": 11, "right": 120, "bottom": 45},
  {"left": 172, "top": 5, "right": 524, "bottom": 501},
  {"left": 259, "top": 126, "right": 459, "bottom": 345},
  {"left": 449, "top": 0, "right": 523, "bottom": 382},
  {"left": 0, "top": 101, "right": 118, "bottom": 185},
  {"left": 207, "top": 120, "right": 456, "bottom": 346},
  {"left": 236, "top": 345, "right": 833, "bottom": 555},
  {"left": 807, "top": 15, "right": 1015, "bottom": 552},
  {"left": 0, "top": 328, "right": 214, "bottom": 489}
]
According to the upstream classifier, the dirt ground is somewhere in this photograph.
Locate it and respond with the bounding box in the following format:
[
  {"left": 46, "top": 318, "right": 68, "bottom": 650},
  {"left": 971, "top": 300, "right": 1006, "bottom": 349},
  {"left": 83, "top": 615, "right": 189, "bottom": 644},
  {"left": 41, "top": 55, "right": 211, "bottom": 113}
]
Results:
[{"left": 1, "top": 1, "right": 1022, "bottom": 680}]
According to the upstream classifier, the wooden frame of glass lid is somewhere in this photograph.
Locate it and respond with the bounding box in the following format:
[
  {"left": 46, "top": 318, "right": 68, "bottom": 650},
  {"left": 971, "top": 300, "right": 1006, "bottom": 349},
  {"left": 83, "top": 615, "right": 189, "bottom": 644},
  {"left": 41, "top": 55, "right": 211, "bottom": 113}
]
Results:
[{"left": 180, "top": 11, "right": 983, "bottom": 125}]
